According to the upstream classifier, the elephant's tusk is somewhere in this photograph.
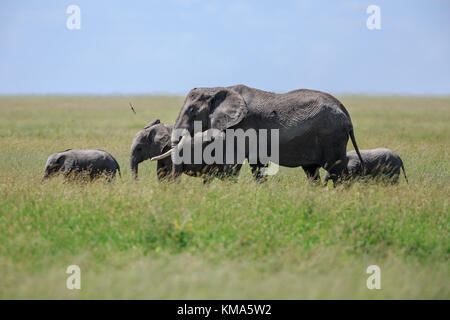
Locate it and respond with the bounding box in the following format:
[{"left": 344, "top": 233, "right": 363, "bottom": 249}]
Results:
[
  {"left": 151, "top": 135, "right": 187, "bottom": 161},
  {"left": 150, "top": 148, "right": 174, "bottom": 161}
]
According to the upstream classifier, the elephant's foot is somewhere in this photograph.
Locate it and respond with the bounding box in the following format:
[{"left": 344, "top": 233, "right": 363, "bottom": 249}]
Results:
[
  {"left": 202, "top": 175, "right": 214, "bottom": 184},
  {"left": 251, "top": 165, "right": 268, "bottom": 184},
  {"left": 254, "top": 175, "right": 267, "bottom": 184},
  {"left": 302, "top": 165, "right": 321, "bottom": 183}
]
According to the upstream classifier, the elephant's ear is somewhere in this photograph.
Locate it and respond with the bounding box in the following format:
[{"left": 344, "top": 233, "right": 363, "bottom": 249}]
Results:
[
  {"left": 153, "top": 125, "right": 171, "bottom": 153},
  {"left": 56, "top": 154, "right": 67, "bottom": 170},
  {"left": 56, "top": 154, "right": 66, "bottom": 163},
  {"left": 209, "top": 89, "right": 247, "bottom": 130},
  {"left": 144, "top": 119, "right": 160, "bottom": 129}
]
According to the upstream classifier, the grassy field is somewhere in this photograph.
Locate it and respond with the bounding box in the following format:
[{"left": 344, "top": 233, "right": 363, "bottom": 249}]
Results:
[{"left": 0, "top": 95, "right": 448, "bottom": 299}]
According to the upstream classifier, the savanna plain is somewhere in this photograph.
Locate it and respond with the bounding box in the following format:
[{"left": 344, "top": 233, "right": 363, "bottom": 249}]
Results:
[{"left": 0, "top": 95, "right": 448, "bottom": 299}]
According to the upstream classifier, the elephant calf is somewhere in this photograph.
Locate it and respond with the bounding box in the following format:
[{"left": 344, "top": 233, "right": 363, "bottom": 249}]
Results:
[
  {"left": 42, "top": 149, "right": 120, "bottom": 181},
  {"left": 130, "top": 119, "right": 240, "bottom": 182},
  {"left": 324, "top": 148, "right": 408, "bottom": 184}
]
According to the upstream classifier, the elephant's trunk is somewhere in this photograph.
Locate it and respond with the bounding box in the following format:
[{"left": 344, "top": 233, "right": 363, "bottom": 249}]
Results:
[{"left": 130, "top": 158, "right": 138, "bottom": 179}]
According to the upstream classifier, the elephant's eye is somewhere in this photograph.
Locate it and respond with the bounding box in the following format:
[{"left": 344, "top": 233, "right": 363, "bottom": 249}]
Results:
[{"left": 188, "top": 106, "right": 197, "bottom": 115}]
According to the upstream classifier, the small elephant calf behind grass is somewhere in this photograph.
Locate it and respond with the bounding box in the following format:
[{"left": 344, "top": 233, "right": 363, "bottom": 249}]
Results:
[
  {"left": 324, "top": 148, "right": 408, "bottom": 184},
  {"left": 42, "top": 149, "right": 121, "bottom": 181}
]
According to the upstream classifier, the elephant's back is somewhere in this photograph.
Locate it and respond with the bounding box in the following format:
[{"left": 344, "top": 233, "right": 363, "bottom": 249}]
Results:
[
  {"left": 247, "top": 89, "right": 352, "bottom": 139},
  {"left": 234, "top": 85, "right": 350, "bottom": 126},
  {"left": 281, "top": 89, "right": 350, "bottom": 123},
  {"left": 350, "top": 148, "right": 402, "bottom": 172},
  {"left": 93, "top": 149, "right": 120, "bottom": 170},
  {"left": 66, "top": 149, "right": 119, "bottom": 171}
]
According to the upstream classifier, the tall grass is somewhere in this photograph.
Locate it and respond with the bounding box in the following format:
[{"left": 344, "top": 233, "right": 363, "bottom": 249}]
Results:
[{"left": 0, "top": 96, "right": 448, "bottom": 299}]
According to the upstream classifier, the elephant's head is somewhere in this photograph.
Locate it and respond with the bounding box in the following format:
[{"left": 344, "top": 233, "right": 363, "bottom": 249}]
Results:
[
  {"left": 42, "top": 152, "right": 66, "bottom": 181},
  {"left": 171, "top": 87, "right": 248, "bottom": 147},
  {"left": 130, "top": 119, "right": 172, "bottom": 179}
]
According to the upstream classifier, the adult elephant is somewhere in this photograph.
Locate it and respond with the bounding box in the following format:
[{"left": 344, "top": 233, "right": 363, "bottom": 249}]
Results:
[{"left": 155, "top": 84, "right": 364, "bottom": 184}]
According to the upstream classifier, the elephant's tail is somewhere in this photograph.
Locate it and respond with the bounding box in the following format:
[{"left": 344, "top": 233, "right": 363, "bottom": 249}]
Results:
[
  {"left": 401, "top": 163, "right": 408, "bottom": 184},
  {"left": 349, "top": 129, "right": 365, "bottom": 173}
]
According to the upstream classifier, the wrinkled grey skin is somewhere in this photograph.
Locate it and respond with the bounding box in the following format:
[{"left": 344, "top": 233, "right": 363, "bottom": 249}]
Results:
[
  {"left": 171, "top": 84, "right": 364, "bottom": 184},
  {"left": 324, "top": 148, "right": 408, "bottom": 184},
  {"left": 130, "top": 120, "right": 173, "bottom": 180},
  {"left": 130, "top": 119, "right": 240, "bottom": 182},
  {"left": 42, "top": 149, "right": 120, "bottom": 181},
  {"left": 172, "top": 129, "right": 242, "bottom": 182}
]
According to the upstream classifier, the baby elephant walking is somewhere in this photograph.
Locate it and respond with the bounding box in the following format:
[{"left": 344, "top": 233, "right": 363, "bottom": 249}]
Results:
[
  {"left": 130, "top": 119, "right": 241, "bottom": 182},
  {"left": 42, "top": 149, "right": 120, "bottom": 181},
  {"left": 324, "top": 148, "right": 408, "bottom": 184}
]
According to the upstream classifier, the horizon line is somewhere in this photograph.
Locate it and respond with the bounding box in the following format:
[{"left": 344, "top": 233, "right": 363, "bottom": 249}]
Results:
[{"left": 0, "top": 92, "right": 449, "bottom": 98}]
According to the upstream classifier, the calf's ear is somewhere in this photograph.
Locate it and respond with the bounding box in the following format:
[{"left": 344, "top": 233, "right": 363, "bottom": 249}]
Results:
[
  {"left": 154, "top": 126, "right": 171, "bottom": 153},
  {"left": 144, "top": 119, "right": 160, "bottom": 129},
  {"left": 55, "top": 154, "right": 66, "bottom": 170}
]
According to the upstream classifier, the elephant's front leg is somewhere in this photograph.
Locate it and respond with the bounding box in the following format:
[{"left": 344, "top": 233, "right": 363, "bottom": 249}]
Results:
[
  {"left": 156, "top": 159, "right": 172, "bottom": 181},
  {"left": 202, "top": 174, "right": 214, "bottom": 184},
  {"left": 302, "top": 165, "right": 321, "bottom": 182},
  {"left": 220, "top": 164, "right": 242, "bottom": 183},
  {"left": 250, "top": 163, "right": 268, "bottom": 183}
]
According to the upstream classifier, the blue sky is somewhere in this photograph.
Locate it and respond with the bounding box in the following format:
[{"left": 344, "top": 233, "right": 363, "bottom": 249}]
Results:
[{"left": 0, "top": 0, "right": 449, "bottom": 95}]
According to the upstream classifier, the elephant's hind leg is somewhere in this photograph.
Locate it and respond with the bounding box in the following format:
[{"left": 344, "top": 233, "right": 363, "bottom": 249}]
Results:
[
  {"left": 322, "top": 151, "right": 348, "bottom": 186},
  {"left": 324, "top": 160, "right": 348, "bottom": 186},
  {"left": 321, "top": 134, "right": 349, "bottom": 186}
]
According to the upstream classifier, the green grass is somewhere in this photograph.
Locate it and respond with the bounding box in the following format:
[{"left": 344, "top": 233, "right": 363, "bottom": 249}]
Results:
[{"left": 0, "top": 95, "right": 448, "bottom": 299}]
